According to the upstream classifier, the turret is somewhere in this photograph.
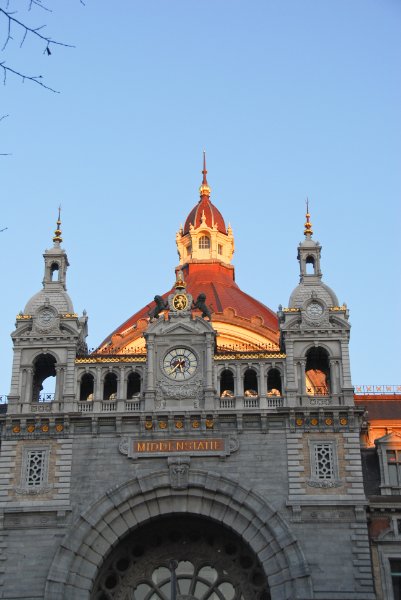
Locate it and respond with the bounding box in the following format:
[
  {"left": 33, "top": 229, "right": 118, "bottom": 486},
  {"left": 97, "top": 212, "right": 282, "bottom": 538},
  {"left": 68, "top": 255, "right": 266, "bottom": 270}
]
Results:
[
  {"left": 279, "top": 203, "right": 353, "bottom": 406},
  {"left": 8, "top": 211, "right": 88, "bottom": 414}
]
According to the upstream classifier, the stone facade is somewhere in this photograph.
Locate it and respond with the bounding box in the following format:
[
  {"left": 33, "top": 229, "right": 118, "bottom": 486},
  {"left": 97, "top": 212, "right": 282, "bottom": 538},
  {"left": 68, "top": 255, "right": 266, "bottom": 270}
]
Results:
[{"left": 0, "top": 191, "right": 379, "bottom": 599}]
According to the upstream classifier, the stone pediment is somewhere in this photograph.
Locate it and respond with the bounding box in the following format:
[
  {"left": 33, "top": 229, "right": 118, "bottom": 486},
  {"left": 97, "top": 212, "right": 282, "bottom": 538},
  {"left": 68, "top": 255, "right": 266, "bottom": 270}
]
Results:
[
  {"left": 375, "top": 431, "right": 401, "bottom": 447},
  {"left": 146, "top": 316, "right": 215, "bottom": 337}
]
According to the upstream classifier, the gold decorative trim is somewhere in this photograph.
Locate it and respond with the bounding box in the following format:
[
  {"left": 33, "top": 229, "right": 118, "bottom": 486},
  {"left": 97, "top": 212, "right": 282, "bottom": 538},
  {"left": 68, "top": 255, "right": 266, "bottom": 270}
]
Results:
[
  {"left": 61, "top": 313, "right": 78, "bottom": 318},
  {"left": 214, "top": 352, "right": 286, "bottom": 360},
  {"left": 75, "top": 356, "right": 147, "bottom": 363},
  {"left": 329, "top": 306, "right": 347, "bottom": 311},
  {"left": 282, "top": 308, "right": 299, "bottom": 312},
  {"left": 16, "top": 314, "right": 32, "bottom": 320}
]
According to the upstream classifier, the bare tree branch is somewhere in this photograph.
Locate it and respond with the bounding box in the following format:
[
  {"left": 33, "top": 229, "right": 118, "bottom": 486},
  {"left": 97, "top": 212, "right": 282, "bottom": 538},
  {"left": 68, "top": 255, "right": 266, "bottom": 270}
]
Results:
[
  {"left": 0, "top": 8, "right": 74, "bottom": 51},
  {"left": 0, "top": 1, "right": 82, "bottom": 92},
  {"left": 0, "top": 60, "right": 59, "bottom": 92}
]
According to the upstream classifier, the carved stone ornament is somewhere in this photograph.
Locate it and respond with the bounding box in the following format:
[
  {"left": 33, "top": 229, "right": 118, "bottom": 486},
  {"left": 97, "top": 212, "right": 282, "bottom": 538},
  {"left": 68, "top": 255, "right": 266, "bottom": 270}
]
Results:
[
  {"left": 118, "top": 437, "right": 129, "bottom": 456},
  {"left": 168, "top": 456, "right": 190, "bottom": 489},
  {"left": 307, "top": 479, "right": 342, "bottom": 489},
  {"left": 168, "top": 290, "right": 193, "bottom": 317},
  {"left": 229, "top": 436, "right": 240, "bottom": 453},
  {"left": 302, "top": 298, "right": 330, "bottom": 329},
  {"left": 155, "top": 380, "right": 203, "bottom": 409},
  {"left": 15, "top": 484, "right": 53, "bottom": 495},
  {"left": 34, "top": 305, "right": 59, "bottom": 334}
]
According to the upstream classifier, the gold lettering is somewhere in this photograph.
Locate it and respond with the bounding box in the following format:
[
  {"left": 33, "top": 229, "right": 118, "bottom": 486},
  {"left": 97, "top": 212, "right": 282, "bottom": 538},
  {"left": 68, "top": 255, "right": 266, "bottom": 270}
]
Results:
[
  {"left": 150, "top": 443, "right": 159, "bottom": 451},
  {"left": 136, "top": 442, "right": 146, "bottom": 452},
  {"left": 176, "top": 442, "right": 184, "bottom": 451}
]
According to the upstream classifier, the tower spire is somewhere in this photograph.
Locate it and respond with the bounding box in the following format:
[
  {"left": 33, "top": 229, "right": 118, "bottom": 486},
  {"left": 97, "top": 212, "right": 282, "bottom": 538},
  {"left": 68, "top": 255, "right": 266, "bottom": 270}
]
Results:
[
  {"left": 199, "top": 150, "right": 211, "bottom": 198},
  {"left": 304, "top": 198, "right": 313, "bottom": 238},
  {"left": 53, "top": 206, "right": 62, "bottom": 245}
]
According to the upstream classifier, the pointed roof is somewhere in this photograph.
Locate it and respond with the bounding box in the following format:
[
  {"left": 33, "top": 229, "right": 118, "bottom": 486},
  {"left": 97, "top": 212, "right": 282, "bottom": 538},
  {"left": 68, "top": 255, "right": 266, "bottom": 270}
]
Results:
[{"left": 183, "top": 153, "right": 227, "bottom": 235}]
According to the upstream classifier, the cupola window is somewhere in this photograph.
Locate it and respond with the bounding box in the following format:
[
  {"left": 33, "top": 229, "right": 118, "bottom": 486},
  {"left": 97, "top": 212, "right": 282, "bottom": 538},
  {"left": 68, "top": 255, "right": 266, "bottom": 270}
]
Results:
[
  {"left": 103, "top": 372, "right": 118, "bottom": 400},
  {"left": 80, "top": 373, "right": 94, "bottom": 401},
  {"left": 244, "top": 368, "right": 258, "bottom": 397},
  {"left": 199, "top": 235, "right": 210, "bottom": 249},
  {"left": 50, "top": 262, "right": 60, "bottom": 281},
  {"left": 305, "top": 255, "right": 315, "bottom": 275},
  {"left": 127, "top": 372, "right": 141, "bottom": 398},
  {"left": 305, "top": 347, "right": 330, "bottom": 396}
]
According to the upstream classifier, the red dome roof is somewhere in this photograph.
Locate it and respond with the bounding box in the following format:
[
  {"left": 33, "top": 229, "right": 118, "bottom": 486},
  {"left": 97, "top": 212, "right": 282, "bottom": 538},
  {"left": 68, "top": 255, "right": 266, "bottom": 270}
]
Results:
[
  {"left": 98, "top": 262, "right": 279, "bottom": 351},
  {"left": 183, "top": 197, "right": 227, "bottom": 235}
]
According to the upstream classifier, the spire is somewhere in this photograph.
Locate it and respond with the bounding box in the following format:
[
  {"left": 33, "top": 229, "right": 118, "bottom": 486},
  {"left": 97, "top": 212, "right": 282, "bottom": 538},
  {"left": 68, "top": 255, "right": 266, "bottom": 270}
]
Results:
[
  {"left": 199, "top": 150, "right": 211, "bottom": 198},
  {"left": 304, "top": 198, "right": 313, "bottom": 238},
  {"left": 53, "top": 206, "right": 62, "bottom": 245}
]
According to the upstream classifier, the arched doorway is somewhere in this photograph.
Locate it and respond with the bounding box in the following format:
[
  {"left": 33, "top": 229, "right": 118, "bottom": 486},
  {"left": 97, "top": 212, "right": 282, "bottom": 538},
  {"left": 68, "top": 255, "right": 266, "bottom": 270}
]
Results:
[
  {"left": 44, "top": 470, "right": 313, "bottom": 600},
  {"left": 92, "top": 515, "right": 270, "bottom": 600}
]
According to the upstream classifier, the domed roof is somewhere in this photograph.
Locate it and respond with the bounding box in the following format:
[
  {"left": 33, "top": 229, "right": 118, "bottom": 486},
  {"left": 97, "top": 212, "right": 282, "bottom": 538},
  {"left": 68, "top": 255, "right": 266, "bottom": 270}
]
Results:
[
  {"left": 97, "top": 262, "right": 279, "bottom": 353},
  {"left": 288, "top": 281, "right": 339, "bottom": 308},
  {"left": 24, "top": 289, "right": 74, "bottom": 315},
  {"left": 183, "top": 197, "right": 227, "bottom": 235}
]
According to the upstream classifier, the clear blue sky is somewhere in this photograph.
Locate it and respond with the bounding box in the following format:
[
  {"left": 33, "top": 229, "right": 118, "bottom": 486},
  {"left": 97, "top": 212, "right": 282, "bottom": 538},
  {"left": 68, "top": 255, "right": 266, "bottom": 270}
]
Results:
[{"left": 1, "top": 0, "right": 400, "bottom": 391}]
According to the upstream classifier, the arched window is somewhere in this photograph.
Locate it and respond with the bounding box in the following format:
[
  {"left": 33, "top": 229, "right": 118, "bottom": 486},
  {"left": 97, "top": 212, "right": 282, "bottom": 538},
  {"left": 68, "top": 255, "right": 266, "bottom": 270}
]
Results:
[
  {"left": 50, "top": 262, "right": 59, "bottom": 281},
  {"left": 104, "top": 372, "right": 118, "bottom": 400},
  {"left": 306, "top": 255, "right": 315, "bottom": 275},
  {"left": 267, "top": 368, "right": 282, "bottom": 396},
  {"left": 220, "top": 369, "right": 234, "bottom": 397},
  {"left": 199, "top": 235, "right": 210, "bottom": 249},
  {"left": 32, "top": 353, "right": 56, "bottom": 402},
  {"left": 244, "top": 368, "right": 258, "bottom": 396},
  {"left": 127, "top": 372, "right": 141, "bottom": 399},
  {"left": 305, "top": 347, "right": 330, "bottom": 396},
  {"left": 80, "top": 373, "right": 94, "bottom": 401}
]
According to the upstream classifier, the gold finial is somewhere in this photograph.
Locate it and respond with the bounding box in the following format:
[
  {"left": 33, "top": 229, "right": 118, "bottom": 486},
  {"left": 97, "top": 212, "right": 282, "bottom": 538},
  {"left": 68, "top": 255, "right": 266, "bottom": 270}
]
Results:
[
  {"left": 199, "top": 150, "right": 211, "bottom": 198},
  {"left": 53, "top": 206, "right": 62, "bottom": 244},
  {"left": 304, "top": 198, "right": 313, "bottom": 238}
]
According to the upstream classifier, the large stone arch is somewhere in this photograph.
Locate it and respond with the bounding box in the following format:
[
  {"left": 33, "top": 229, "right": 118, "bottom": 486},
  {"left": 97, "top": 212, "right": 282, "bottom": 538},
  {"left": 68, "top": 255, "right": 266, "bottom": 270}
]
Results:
[{"left": 44, "top": 469, "right": 314, "bottom": 600}]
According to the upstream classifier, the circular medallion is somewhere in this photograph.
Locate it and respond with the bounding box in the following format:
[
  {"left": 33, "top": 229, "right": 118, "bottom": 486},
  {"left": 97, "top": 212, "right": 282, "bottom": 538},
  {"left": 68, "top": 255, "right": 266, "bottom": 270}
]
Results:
[
  {"left": 163, "top": 348, "right": 198, "bottom": 380},
  {"left": 37, "top": 308, "right": 56, "bottom": 330},
  {"left": 306, "top": 301, "right": 323, "bottom": 319},
  {"left": 172, "top": 294, "right": 188, "bottom": 311}
]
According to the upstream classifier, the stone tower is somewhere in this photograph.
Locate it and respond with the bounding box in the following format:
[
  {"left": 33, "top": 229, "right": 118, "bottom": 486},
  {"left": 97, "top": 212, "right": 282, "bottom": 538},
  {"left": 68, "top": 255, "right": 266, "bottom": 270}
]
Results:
[
  {"left": 8, "top": 212, "right": 88, "bottom": 414},
  {"left": 279, "top": 203, "right": 353, "bottom": 407}
]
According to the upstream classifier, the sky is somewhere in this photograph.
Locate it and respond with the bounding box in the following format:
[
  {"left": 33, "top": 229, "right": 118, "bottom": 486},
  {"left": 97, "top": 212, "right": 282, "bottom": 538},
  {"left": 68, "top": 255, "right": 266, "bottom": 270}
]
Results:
[{"left": 1, "top": 0, "right": 400, "bottom": 393}]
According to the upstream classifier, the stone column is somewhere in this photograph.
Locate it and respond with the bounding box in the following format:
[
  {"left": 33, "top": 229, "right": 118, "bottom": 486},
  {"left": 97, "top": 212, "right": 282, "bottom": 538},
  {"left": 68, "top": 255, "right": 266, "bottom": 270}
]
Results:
[
  {"left": 299, "top": 360, "right": 306, "bottom": 396},
  {"left": 329, "top": 359, "right": 337, "bottom": 395},
  {"left": 25, "top": 368, "right": 33, "bottom": 404},
  {"left": 235, "top": 363, "right": 243, "bottom": 397}
]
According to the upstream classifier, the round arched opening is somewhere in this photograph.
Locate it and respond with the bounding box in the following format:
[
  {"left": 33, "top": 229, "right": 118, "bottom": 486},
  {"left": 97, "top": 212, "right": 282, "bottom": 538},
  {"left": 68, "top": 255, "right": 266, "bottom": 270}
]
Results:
[{"left": 91, "top": 515, "right": 271, "bottom": 600}]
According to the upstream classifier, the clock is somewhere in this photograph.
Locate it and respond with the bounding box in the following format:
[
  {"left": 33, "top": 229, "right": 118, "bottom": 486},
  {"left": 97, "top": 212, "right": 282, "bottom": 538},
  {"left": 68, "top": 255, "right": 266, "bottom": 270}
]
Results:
[
  {"left": 163, "top": 348, "right": 198, "bottom": 380},
  {"left": 306, "top": 301, "right": 323, "bottom": 319}
]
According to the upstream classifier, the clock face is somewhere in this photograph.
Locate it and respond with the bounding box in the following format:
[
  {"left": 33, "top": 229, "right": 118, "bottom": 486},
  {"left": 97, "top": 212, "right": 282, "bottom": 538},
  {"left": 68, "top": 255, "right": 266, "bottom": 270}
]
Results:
[
  {"left": 306, "top": 301, "right": 323, "bottom": 318},
  {"left": 163, "top": 348, "right": 198, "bottom": 380}
]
